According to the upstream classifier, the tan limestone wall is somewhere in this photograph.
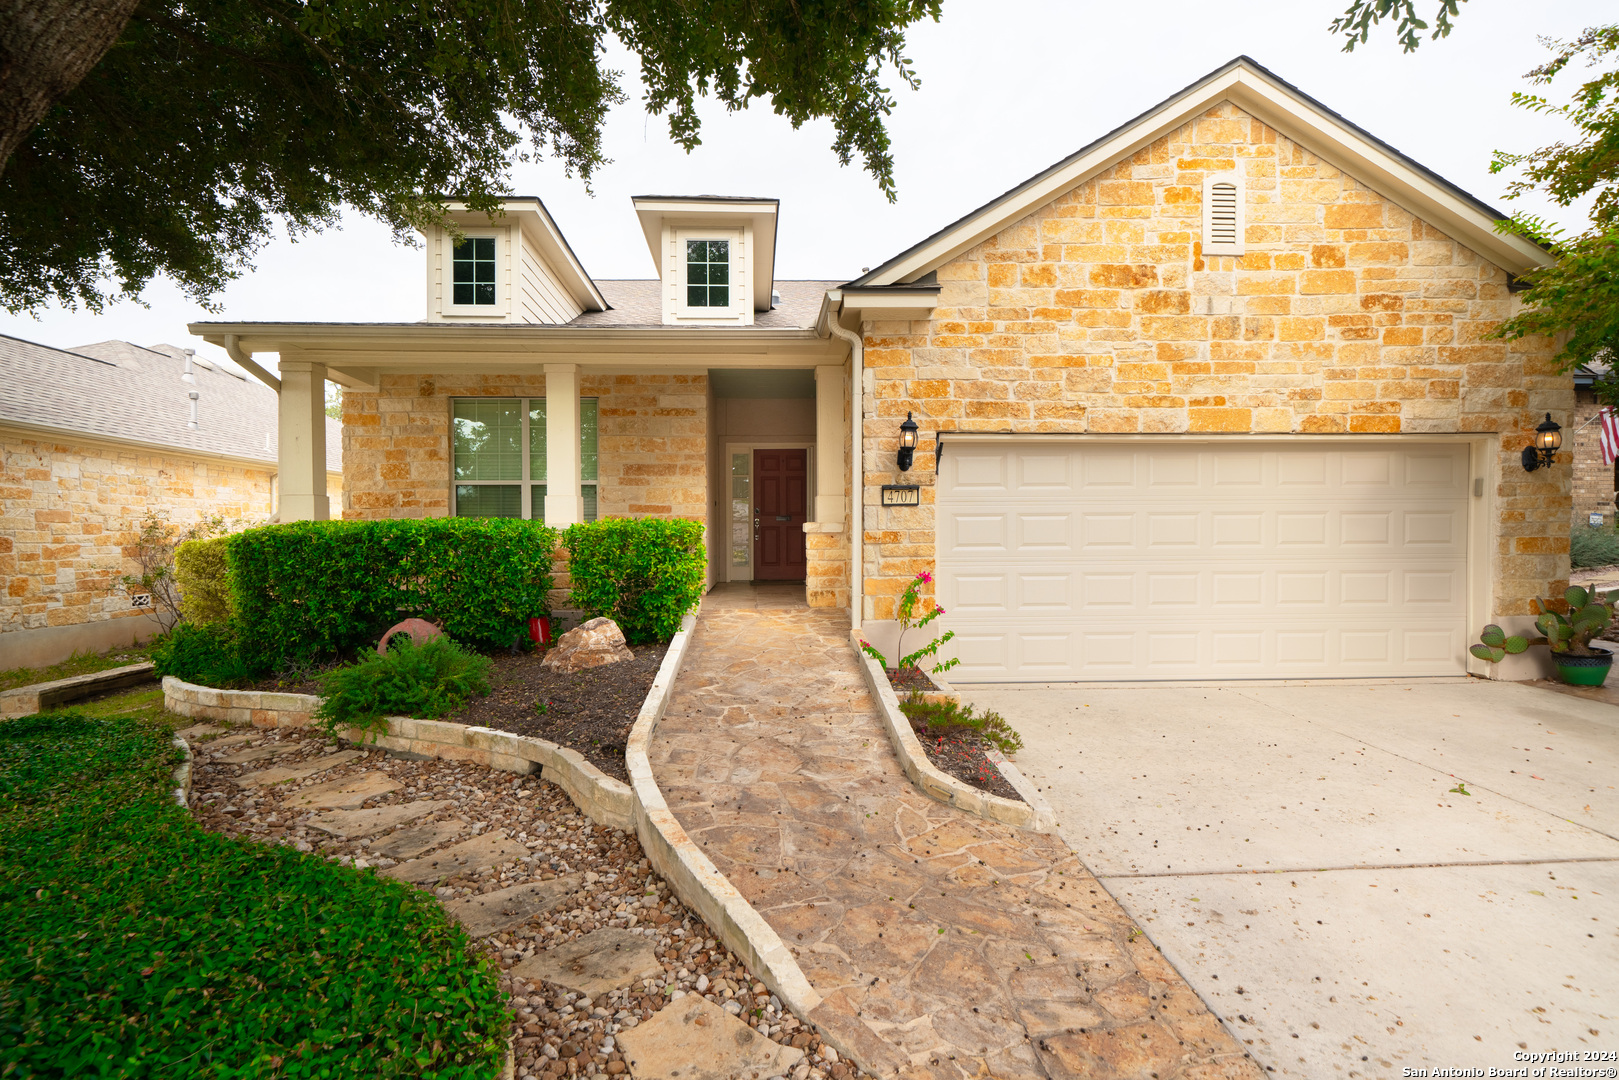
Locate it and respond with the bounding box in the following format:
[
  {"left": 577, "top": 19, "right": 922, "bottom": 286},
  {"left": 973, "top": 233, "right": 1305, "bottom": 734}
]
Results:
[
  {"left": 860, "top": 102, "right": 1568, "bottom": 621},
  {"left": 0, "top": 431, "right": 278, "bottom": 637},
  {"left": 340, "top": 373, "right": 708, "bottom": 523},
  {"left": 1571, "top": 386, "right": 1611, "bottom": 528}
]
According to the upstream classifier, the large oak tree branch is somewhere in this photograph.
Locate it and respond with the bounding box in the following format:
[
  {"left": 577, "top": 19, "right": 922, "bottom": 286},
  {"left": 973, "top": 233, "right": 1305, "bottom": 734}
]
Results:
[{"left": 0, "top": 0, "right": 142, "bottom": 171}]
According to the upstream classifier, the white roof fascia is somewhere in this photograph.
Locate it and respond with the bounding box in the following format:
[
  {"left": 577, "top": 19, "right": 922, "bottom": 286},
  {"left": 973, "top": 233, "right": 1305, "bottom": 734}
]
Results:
[
  {"left": 0, "top": 419, "right": 338, "bottom": 476},
  {"left": 838, "top": 288, "right": 942, "bottom": 322},
  {"left": 631, "top": 197, "right": 779, "bottom": 312},
  {"left": 864, "top": 61, "right": 1547, "bottom": 286}
]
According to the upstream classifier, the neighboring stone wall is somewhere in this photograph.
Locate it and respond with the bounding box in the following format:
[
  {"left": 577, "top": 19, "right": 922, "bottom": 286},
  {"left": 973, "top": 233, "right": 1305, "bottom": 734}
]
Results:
[
  {"left": 0, "top": 430, "right": 275, "bottom": 654},
  {"left": 1571, "top": 385, "right": 1611, "bottom": 528},
  {"left": 341, "top": 373, "right": 707, "bottom": 523},
  {"left": 860, "top": 102, "right": 1568, "bottom": 621}
]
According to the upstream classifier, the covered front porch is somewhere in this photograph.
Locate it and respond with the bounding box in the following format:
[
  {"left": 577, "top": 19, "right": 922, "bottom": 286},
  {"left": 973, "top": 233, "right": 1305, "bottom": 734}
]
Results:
[{"left": 190, "top": 322, "right": 853, "bottom": 612}]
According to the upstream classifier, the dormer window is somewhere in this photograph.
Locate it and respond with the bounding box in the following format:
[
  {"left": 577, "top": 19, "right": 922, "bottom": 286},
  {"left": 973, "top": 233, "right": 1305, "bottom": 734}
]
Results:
[
  {"left": 686, "top": 240, "right": 731, "bottom": 307},
  {"left": 453, "top": 237, "right": 498, "bottom": 306}
]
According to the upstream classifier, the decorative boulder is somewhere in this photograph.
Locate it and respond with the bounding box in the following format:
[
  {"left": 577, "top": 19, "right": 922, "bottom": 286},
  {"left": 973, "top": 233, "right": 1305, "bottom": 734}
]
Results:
[
  {"left": 377, "top": 617, "right": 444, "bottom": 656},
  {"left": 542, "top": 617, "right": 633, "bottom": 672}
]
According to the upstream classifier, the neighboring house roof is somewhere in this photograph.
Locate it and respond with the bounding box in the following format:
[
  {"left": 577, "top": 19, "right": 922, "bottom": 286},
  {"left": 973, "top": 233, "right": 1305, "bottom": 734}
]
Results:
[
  {"left": 0, "top": 332, "right": 342, "bottom": 468},
  {"left": 849, "top": 55, "right": 1552, "bottom": 289},
  {"left": 569, "top": 279, "right": 840, "bottom": 329}
]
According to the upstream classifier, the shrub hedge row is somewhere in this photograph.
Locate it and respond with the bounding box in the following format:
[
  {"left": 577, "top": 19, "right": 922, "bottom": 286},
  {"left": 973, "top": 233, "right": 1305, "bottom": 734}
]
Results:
[
  {"left": 230, "top": 518, "right": 559, "bottom": 668},
  {"left": 563, "top": 517, "right": 707, "bottom": 644},
  {"left": 0, "top": 712, "right": 507, "bottom": 1078},
  {"left": 163, "top": 516, "right": 705, "bottom": 680}
]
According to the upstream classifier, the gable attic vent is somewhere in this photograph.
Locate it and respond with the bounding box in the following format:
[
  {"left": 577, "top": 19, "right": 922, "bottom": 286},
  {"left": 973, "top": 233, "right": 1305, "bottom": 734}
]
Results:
[{"left": 1201, "top": 173, "right": 1245, "bottom": 256}]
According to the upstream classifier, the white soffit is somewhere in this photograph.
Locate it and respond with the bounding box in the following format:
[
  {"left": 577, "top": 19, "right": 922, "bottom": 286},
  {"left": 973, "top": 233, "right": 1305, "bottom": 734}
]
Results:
[
  {"left": 857, "top": 58, "right": 1548, "bottom": 286},
  {"left": 632, "top": 196, "right": 779, "bottom": 312}
]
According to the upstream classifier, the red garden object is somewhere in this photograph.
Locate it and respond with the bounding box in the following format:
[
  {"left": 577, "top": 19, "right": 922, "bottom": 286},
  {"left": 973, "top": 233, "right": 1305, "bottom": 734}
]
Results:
[{"left": 528, "top": 616, "right": 551, "bottom": 651}]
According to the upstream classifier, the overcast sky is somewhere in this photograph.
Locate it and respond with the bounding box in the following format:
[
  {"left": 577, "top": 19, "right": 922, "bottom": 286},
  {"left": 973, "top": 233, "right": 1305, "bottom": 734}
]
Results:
[{"left": 0, "top": 0, "right": 1606, "bottom": 373}]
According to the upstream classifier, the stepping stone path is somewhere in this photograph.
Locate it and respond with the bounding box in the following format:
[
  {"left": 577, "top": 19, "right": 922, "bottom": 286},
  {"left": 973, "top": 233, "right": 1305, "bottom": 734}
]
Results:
[
  {"left": 305, "top": 799, "right": 454, "bottom": 838},
  {"left": 444, "top": 874, "right": 581, "bottom": 937},
  {"left": 370, "top": 818, "right": 465, "bottom": 860},
  {"left": 214, "top": 743, "right": 298, "bottom": 765},
  {"left": 511, "top": 928, "right": 662, "bottom": 997},
  {"left": 239, "top": 749, "right": 365, "bottom": 787},
  {"left": 286, "top": 771, "right": 403, "bottom": 810},
  {"left": 207, "top": 734, "right": 256, "bottom": 750},
  {"left": 174, "top": 723, "right": 224, "bottom": 740},
  {"left": 385, "top": 830, "right": 529, "bottom": 884},
  {"left": 617, "top": 995, "right": 804, "bottom": 1080}
]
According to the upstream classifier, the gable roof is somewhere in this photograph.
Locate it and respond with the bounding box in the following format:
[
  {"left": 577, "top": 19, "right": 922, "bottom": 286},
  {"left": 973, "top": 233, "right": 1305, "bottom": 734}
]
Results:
[
  {"left": 849, "top": 56, "right": 1551, "bottom": 288},
  {"left": 0, "top": 333, "right": 342, "bottom": 469}
]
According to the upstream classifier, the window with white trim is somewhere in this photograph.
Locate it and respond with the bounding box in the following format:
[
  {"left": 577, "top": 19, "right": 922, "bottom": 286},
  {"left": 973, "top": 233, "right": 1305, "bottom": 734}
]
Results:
[
  {"left": 451, "top": 397, "right": 598, "bottom": 521},
  {"left": 452, "top": 236, "right": 498, "bottom": 306},
  {"left": 1201, "top": 173, "right": 1245, "bottom": 256},
  {"left": 686, "top": 239, "right": 731, "bottom": 307}
]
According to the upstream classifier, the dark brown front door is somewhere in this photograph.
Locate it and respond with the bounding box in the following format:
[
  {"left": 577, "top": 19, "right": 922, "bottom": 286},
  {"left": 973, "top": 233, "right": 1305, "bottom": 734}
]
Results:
[{"left": 753, "top": 448, "right": 807, "bottom": 581}]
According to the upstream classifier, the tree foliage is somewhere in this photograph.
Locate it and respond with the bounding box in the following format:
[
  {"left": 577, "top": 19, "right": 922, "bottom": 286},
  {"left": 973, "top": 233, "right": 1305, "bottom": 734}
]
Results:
[
  {"left": 1330, "top": 0, "right": 1465, "bottom": 54},
  {"left": 0, "top": 0, "right": 939, "bottom": 315},
  {"left": 1486, "top": 27, "right": 1619, "bottom": 378}
]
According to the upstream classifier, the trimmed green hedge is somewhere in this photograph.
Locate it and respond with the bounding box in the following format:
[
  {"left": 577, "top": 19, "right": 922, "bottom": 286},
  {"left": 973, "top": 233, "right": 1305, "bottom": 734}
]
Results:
[
  {"left": 175, "top": 535, "right": 233, "bottom": 626},
  {"left": 230, "top": 518, "right": 559, "bottom": 668},
  {"left": 0, "top": 712, "right": 507, "bottom": 1079},
  {"left": 563, "top": 517, "right": 706, "bottom": 643}
]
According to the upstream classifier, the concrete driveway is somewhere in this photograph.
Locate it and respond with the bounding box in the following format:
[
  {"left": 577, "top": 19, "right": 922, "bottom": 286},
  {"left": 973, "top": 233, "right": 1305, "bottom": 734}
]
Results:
[{"left": 960, "top": 678, "right": 1619, "bottom": 1079}]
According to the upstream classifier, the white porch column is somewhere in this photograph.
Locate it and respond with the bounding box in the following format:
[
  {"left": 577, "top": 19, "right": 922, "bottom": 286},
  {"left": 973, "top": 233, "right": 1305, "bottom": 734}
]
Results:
[
  {"left": 544, "top": 363, "right": 583, "bottom": 526},
  {"left": 276, "top": 359, "right": 328, "bottom": 521},
  {"left": 813, "top": 365, "right": 846, "bottom": 524}
]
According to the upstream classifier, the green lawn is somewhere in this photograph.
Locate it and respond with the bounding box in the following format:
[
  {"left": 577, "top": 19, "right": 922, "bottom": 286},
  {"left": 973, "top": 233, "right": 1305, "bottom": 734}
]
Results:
[
  {"left": 0, "top": 640, "right": 156, "bottom": 693},
  {"left": 0, "top": 711, "right": 508, "bottom": 1079}
]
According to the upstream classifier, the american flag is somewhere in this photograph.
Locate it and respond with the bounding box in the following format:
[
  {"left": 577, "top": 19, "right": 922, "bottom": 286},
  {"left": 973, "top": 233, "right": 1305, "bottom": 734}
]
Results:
[{"left": 1603, "top": 407, "right": 1619, "bottom": 466}]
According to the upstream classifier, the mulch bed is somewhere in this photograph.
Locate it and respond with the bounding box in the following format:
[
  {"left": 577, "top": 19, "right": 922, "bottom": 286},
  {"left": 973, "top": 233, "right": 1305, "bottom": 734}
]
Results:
[
  {"left": 886, "top": 667, "right": 941, "bottom": 695},
  {"left": 907, "top": 722, "right": 1023, "bottom": 801},
  {"left": 444, "top": 644, "right": 668, "bottom": 783},
  {"left": 243, "top": 644, "right": 668, "bottom": 783}
]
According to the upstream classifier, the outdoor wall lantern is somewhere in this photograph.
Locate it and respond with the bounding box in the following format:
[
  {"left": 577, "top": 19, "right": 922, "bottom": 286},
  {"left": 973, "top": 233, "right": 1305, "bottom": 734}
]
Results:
[
  {"left": 1521, "top": 413, "right": 1562, "bottom": 473},
  {"left": 897, "top": 411, "right": 920, "bottom": 472}
]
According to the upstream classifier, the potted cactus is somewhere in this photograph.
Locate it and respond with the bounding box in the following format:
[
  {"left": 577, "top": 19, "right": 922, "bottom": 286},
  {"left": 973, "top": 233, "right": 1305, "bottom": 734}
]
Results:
[{"left": 1470, "top": 586, "right": 1618, "bottom": 687}]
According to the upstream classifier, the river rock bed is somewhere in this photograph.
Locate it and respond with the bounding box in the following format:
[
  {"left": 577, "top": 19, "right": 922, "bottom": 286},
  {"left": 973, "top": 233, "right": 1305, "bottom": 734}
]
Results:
[{"left": 182, "top": 723, "right": 874, "bottom": 1080}]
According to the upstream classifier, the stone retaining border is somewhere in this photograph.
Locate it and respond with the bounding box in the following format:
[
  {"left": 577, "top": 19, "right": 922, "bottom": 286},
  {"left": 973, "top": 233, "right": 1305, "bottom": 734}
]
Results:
[
  {"left": 852, "top": 634, "right": 1058, "bottom": 833},
  {"left": 161, "top": 680, "right": 636, "bottom": 832},
  {"left": 1, "top": 662, "right": 157, "bottom": 719},
  {"left": 623, "top": 606, "right": 826, "bottom": 1029}
]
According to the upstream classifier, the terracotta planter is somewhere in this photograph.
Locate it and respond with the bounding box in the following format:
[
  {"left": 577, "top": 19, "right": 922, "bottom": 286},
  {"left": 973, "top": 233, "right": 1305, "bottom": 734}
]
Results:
[{"left": 1554, "top": 650, "right": 1613, "bottom": 687}]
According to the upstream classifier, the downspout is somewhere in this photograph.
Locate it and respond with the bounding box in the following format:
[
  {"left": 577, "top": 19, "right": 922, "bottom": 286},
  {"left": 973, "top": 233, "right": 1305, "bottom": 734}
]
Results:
[
  {"left": 825, "top": 310, "right": 863, "bottom": 633},
  {"left": 228, "top": 334, "right": 283, "bottom": 521}
]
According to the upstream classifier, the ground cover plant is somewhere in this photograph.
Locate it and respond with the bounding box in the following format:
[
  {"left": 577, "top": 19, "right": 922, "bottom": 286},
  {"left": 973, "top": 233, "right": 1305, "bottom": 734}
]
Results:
[
  {"left": 1572, "top": 524, "right": 1619, "bottom": 569},
  {"left": 0, "top": 642, "right": 152, "bottom": 694},
  {"left": 0, "top": 712, "right": 508, "bottom": 1079},
  {"left": 316, "top": 636, "right": 494, "bottom": 738}
]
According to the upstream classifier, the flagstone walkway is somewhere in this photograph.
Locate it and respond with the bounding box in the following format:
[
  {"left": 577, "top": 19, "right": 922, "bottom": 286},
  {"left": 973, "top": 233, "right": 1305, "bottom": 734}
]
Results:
[{"left": 649, "top": 584, "right": 1264, "bottom": 1080}]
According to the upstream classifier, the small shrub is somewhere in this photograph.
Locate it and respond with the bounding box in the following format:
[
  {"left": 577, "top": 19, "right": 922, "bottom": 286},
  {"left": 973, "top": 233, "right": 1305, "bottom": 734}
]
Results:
[
  {"left": 231, "top": 517, "right": 559, "bottom": 668},
  {"left": 113, "top": 509, "right": 235, "bottom": 632},
  {"left": 315, "top": 636, "right": 494, "bottom": 737},
  {"left": 563, "top": 517, "right": 706, "bottom": 644},
  {"left": 1572, "top": 524, "right": 1619, "bottom": 569},
  {"left": 0, "top": 712, "right": 507, "bottom": 1077},
  {"left": 149, "top": 621, "right": 259, "bottom": 687},
  {"left": 899, "top": 692, "right": 1024, "bottom": 756},
  {"left": 173, "top": 534, "right": 233, "bottom": 625}
]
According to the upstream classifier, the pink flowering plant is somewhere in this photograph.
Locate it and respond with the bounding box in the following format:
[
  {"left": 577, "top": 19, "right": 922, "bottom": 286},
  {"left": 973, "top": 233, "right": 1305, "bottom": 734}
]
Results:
[{"left": 858, "top": 571, "right": 960, "bottom": 676}]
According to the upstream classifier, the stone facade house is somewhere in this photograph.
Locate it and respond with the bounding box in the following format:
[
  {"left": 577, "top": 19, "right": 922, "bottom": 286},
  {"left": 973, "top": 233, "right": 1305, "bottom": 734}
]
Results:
[
  {"left": 0, "top": 335, "right": 342, "bottom": 667},
  {"left": 191, "top": 57, "right": 1567, "bottom": 682}
]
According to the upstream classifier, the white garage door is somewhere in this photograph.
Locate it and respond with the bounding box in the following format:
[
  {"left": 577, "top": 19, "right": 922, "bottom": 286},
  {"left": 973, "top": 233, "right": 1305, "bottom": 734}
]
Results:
[{"left": 936, "top": 440, "right": 1471, "bottom": 682}]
